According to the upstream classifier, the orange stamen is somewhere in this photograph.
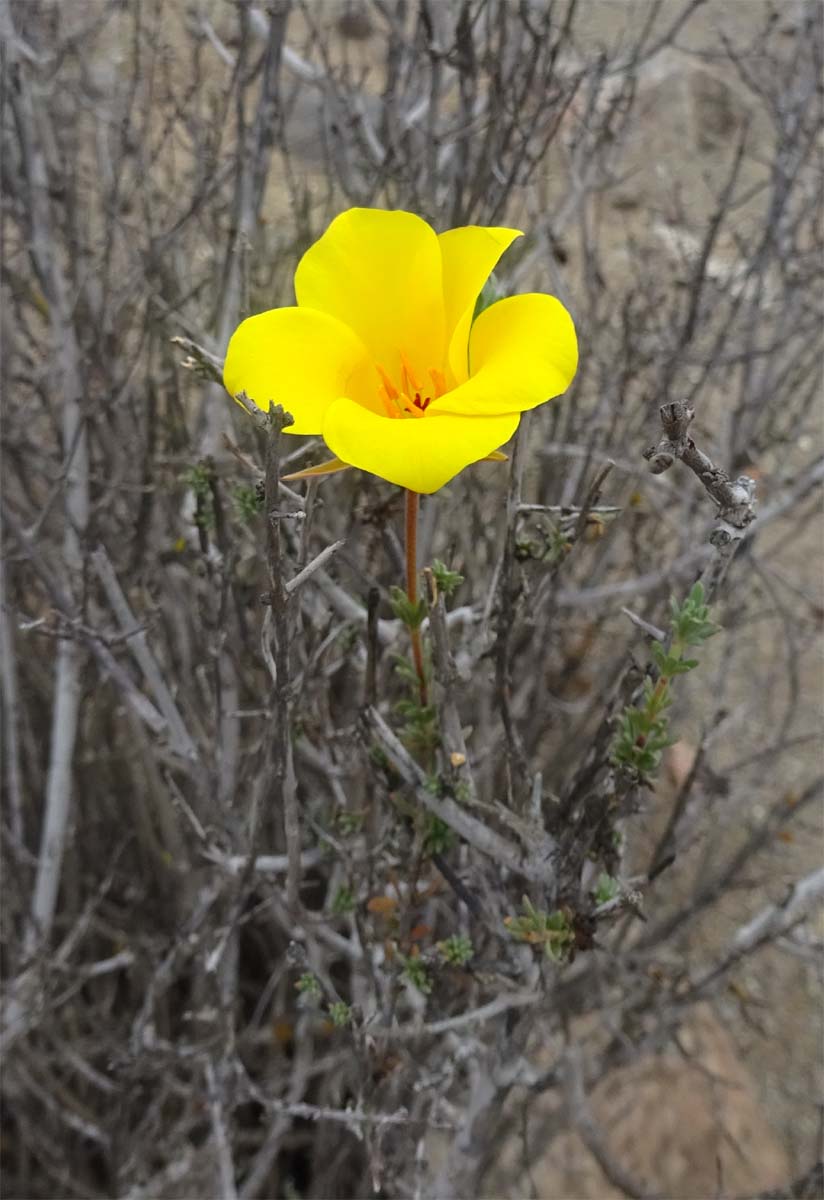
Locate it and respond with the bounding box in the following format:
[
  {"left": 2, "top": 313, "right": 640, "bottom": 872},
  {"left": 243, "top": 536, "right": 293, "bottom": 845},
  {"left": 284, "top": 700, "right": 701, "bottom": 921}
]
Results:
[
  {"left": 375, "top": 359, "right": 444, "bottom": 419},
  {"left": 400, "top": 351, "right": 422, "bottom": 396},
  {"left": 428, "top": 368, "right": 447, "bottom": 399},
  {"left": 378, "top": 384, "right": 399, "bottom": 419},
  {"left": 376, "top": 364, "right": 399, "bottom": 401}
]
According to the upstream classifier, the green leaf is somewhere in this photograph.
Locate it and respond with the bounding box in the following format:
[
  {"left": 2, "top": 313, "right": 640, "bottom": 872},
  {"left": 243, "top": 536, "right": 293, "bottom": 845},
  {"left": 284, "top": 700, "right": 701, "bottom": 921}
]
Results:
[
  {"left": 389, "top": 586, "right": 427, "bottom": 629},
  {"left": 669, "top": 581, "right": 720, "bottom": 647},
  {"left": 424, "top": 814, "right": 455, "bottom": 854},
  {"left": 666, "top": 658, "right": 695, "bottom": 676},
  {"left": 437, "top": 935, "right": 474, "bottom": 966},
  {"left": 233, "top": 483, "right": 263, "bottom": 522},
  {"left": 593, "top": 873, "right": 620, "bottom": 904},
  {"left": 328, "top": 1001, "right": 352, "bottom": 1027},
  {"left": 401, "top": 956, "right": 432, "bottom": 995},
  {"left": 431, "top": 559, "right": 464, "bottom": 598},
  {"left": 296, "top": 973, "right": 321, "bottom": 999},
  {"left": 331, "top": 886, "right": 355, "bottom": 915}
]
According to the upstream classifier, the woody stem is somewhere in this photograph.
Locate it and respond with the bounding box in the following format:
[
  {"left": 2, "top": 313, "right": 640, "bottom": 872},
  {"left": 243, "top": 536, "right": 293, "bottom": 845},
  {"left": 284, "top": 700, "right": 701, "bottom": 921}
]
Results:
[{"left": 405, "top": 489, "right": 428, "bottom": 707}]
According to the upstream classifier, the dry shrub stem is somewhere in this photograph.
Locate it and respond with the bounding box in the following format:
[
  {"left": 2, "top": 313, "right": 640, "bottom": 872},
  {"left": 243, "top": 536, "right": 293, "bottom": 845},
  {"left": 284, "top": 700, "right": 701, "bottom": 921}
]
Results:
[
  {"left": 405, "top": 488, "right": 429, "bottom": 706},
  {"left": 264, "top": 403, "right": 301, "bottom": 914}
]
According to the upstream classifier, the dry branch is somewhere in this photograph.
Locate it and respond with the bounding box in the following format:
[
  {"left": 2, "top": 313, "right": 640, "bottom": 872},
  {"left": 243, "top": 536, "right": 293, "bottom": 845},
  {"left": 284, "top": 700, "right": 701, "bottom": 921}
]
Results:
[{"left": 1, "top": 2, "right": 821, "bottom": 1196}]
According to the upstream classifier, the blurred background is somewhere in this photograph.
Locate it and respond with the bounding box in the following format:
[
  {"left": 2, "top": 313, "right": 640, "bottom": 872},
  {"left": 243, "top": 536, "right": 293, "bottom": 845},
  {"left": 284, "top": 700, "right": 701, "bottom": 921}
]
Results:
[{"left": 2, "top": 2, "right": 822, "bottom": 1197}]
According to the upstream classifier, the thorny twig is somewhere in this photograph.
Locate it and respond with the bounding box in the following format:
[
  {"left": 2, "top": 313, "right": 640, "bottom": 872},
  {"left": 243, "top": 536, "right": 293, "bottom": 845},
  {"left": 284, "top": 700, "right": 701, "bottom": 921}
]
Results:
[
  {"left": 644, "top": 400, "right": 757, "bottom": 598},
  {"left": 264, "top": 404, "right": 301, "bottom": 912}
]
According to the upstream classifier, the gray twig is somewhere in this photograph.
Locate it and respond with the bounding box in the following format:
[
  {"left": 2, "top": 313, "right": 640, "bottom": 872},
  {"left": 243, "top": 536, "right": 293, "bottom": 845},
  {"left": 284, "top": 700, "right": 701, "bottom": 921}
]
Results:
[
  {"left": 644, "top": 400, "right": 757, "bottom": 598},
  {"left": 91, "top": 547, "right": 198, "bottom": 762},
  {"left": 265, "top": 404, "right": 301, "bottom": 912},
  {"left": 364, "top": 705, "right": 554, "bottom": 886}
]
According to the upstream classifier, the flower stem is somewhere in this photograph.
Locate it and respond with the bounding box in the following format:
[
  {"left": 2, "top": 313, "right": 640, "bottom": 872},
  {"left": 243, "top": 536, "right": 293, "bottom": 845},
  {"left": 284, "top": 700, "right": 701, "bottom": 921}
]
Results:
[{"left": 405, "top": 489, "right": 428, "bottom": 707}]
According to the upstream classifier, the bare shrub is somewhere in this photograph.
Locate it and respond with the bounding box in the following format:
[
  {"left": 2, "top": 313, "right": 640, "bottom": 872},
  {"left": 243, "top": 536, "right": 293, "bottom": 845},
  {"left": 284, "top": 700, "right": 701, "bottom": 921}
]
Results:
[{"left": 1, "top": 2, "right": 822, "bottom": 1197}]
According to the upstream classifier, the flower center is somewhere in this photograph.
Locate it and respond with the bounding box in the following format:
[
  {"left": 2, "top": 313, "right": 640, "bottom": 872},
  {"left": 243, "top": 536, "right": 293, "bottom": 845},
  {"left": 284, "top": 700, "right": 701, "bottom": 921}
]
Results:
[{"left": 376, "top": 352, "right": 447, "bottom": 419}]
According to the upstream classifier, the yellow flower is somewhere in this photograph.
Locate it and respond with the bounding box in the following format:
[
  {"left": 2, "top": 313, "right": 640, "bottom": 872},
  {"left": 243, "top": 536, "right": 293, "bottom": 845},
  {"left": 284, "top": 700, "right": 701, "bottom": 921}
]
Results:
[{"left": 223, "top": 208, "right": 578, "bottom": 494}]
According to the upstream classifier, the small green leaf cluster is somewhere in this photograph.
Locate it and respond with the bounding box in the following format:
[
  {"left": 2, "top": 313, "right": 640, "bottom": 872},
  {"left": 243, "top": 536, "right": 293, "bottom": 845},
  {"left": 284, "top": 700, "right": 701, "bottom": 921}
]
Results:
[
  {"left": 392, "top": 655, "right": 437, "bottom": 751},
  {"left": 424, "top": 771, "right": 468, "bottom": 802},
  {"left": 296, "top": 973, "right": 322, "bottom": 1000},
  {"left": 327, "top": 1001, "right": 352, "bottom": 1027},
  {"left": 184, "top": 462, "right": 212, "bottom": 498},
  {"left": 389, "top": 586, "right": 427, "bottom": 629},
  {"left": 423, "top": 814, "right": 455, "bottom": 855},
  {"left": 437, "top": 934, "right": 474, "bottom": 966},
  {"left": 543, "top": 526, "right": 573, "bottom": 564},
  {"left": 514, "top": 524, "right": 570, "bottom": 564},
  {"left": 297, "top": 974, "right": 354, "bottom": 1026},
  {"left": 504, "top": 897, "right": 574, "bottom": 962},
  {"left": 430, "top": 559, "right": 464, "bottom": 598},
  {"left": 400, "top": 955, "right": 432, "bottom": 995},
  {"left": 392, "top": 653, "right": 424, "bottom": 690},
  {"left": 670, "top": 581, "right": 719, "bottom": 647},
  {"left": 593, "top": 873, "right": 620, "bottom": 905},
  {"left": 394, "top": 684, "right": 439, "bottom": 755},
  {"left": 611, "top": 676, "right": 673, "bottom": 777},
  {"left": 184, "top": 462, "right": 216, "bottom": 531},
  {"left": 650, "top": 641, "right": 698, "bottom": 676},
  {"left": 453, "top": 779, "right": 471, "bottom": 803},
  {"left": 232, "top": 483, "right": 263, "bottom": 523},
  {"left": 331, "top": 886, "right": 355, "bottom": 915},
  {"left": 611, "top": 582, "right": 719, "bottom": 781}
]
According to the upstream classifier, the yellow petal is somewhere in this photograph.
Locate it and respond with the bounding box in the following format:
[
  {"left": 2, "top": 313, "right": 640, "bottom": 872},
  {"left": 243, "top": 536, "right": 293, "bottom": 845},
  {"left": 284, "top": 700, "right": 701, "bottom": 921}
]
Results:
[
  {"left": 430, "top": 293, "right": 578, "bottom": 417},
  {"left": 322, "top": 401, "right": 520, "bottom": 494},
  {"left": 438, "top": 226, "right": 522, "bottom": 385},
  {"left": 294, "top": 208, "right": 445, "bottom": 388},
  {"left": 223, "top": 307, "right": 367, "bottom": 435},
  {"left": 282, "top": 457, "right": 351, "bottom": 481}
]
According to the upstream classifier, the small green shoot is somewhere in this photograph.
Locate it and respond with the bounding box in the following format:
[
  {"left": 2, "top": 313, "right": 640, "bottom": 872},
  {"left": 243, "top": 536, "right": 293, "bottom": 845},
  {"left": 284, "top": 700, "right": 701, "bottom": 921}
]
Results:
[
  {"left": 232, "top": 483, "right": 263, "bottom": 523},
  {"left": 423, "top": 814, "right": 455, "bottom": 855},
  {"left": 430, "top": 559, "right": 464, "bottom": 598},
  {"left": 611, "top": 582, "right": 719, "bottom": 781},
  {"left": 296, "top": 973, "right": 321, "bottom": 1000},
  {"left": 389, "top": 586, "right": 427, "bottom": 630},
  {"left": 401, "top": 955, "right": 432, "bottom": 995},
  {"left": 184, "top": 461, "right": 216, "bottom": 531},
  {"left": 331, "top": 886, "right": 355, "bottom": 915},
  {"left": 593, "top": 873, "right": 620, "bottom": 905},
  {"left": 504, "top": 897, "right": 574, "bottom": 962},
  {"left": 437, "top": 935, "right": 474, "bottom": 966},
  {"left": 328, "top": 1001, "right": 352, "bottom": 1027},
  {"left": 394, "top": 694, "right": 439, "bottom": 755}
]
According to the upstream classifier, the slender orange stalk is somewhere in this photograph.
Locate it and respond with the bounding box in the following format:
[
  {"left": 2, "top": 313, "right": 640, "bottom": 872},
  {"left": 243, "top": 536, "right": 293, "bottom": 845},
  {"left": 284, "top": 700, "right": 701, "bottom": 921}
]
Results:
[{"left": 405, "top": 489, "right": 428, "bottom": 706}]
